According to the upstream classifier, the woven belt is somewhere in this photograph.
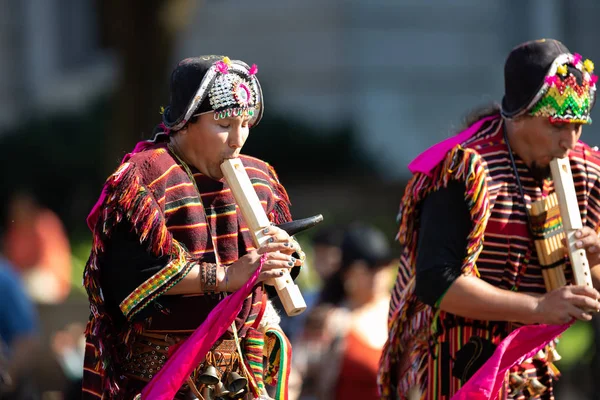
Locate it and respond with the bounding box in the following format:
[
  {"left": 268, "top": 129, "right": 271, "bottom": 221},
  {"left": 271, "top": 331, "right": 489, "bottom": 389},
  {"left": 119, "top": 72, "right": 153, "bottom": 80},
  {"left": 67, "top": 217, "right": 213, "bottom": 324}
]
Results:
[{"left": 123, "top": 332, "right": 239, "bottom": 382}]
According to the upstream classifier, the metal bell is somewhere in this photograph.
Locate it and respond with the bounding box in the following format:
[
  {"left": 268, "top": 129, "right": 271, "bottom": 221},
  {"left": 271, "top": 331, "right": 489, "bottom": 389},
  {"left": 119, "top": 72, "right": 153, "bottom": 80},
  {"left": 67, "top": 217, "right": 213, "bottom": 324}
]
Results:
[
  {"left": 182, "top": 389, "right": 200, "bottom": 400},
  {"left": 547, "top": 347, "right": 562, "bottom": 362},
  {"left": 528, "top": 377, "right": 548, "bottom": 395},
  {"left": 534, "top": 349, "right": 546, "bottom": 361},
  {"left": 228, "top": 387, "right": 246, "bottom": 399},
  {"left": 225, "top": 371, "right": 248, "bottom": 393},
  {"left": 198, "top": 365, "right": 221, "bottom": 385},
  {"left": 509, "top": 373, "right": 527, "bottom": 394},
  {"left": 201, "top": 385, "right": 215, "bottom": 400},
  {"left": 214, "top": 381, "right": 231, "bottom": 397}
]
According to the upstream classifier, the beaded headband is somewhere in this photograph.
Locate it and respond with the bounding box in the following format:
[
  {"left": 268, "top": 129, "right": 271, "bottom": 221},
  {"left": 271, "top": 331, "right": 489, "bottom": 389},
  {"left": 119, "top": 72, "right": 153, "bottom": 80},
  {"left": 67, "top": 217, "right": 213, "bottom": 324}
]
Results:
[
  {"left": 207, "top": 60, "right": 258, "bottom": 121},
  {"left": 528, "top": 53, "right": 597, "bottom": 124},
  {"left": 165, "top": 57, "right": 263, "bottom": 131}
]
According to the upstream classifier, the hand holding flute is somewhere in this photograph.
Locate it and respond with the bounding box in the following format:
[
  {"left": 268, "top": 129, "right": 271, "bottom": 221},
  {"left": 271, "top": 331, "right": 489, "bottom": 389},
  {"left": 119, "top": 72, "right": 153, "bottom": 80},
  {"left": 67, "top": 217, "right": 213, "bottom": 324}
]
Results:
[
  {"left": 222, "top": 158, "right": 320, "bottom": 316},
  {"left": 221, "top": 227, "right": 303, "bottom": 292},
  {"left": 532, "top": 157, "right": 600, "bottom": 323}
]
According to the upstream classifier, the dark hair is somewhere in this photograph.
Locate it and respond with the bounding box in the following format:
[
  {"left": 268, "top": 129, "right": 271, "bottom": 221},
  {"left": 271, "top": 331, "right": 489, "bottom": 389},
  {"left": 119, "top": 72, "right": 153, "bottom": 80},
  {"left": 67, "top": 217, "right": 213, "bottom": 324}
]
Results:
[
  {"left": 317, "top": 269, "right": 346, "bottom": 306},
  {"left": 311, "top": 225, "right": 344, "bottom": 247},
  {"left": 317, "top": 223, "right": 393, "bottom": 306},
  {"left": 459, "top": 103, "right": 502, "bottom": 132},
  {"left": 153, "top": 112, "right": 200, "bottom": 137}
]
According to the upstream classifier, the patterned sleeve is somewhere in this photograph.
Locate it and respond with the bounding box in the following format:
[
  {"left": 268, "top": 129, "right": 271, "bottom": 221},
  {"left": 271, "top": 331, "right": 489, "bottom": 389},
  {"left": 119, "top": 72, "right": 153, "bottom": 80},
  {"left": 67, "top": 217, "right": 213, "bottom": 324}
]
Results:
[
  {"left": 85, "top": 162, "right": 196, "bottom": 322},
  {"left": 97, "top": 221, "right": 195, "bottom": 321},
  {"left": 397, "top": 145, "right": 491, "bottom": 278}
]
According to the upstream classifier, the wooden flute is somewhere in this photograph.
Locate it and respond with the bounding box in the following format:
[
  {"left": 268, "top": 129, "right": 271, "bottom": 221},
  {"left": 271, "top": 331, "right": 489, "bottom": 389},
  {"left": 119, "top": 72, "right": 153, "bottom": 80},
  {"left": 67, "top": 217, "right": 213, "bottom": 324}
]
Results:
[
  {"left": 549, "top": 157, "right": 593, "bottom": 288},
  {"left": 221, "top": 158, "right": 307, "bottom": 316}
]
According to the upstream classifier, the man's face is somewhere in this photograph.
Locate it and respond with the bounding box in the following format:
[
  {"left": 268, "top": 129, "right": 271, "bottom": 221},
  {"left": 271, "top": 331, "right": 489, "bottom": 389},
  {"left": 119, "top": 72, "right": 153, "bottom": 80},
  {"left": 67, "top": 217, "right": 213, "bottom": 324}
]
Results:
[
  {"left": 519, "top": 116, "right": 583, "bottom": 180},
  {"left": 184, "top": 113, "right": 250, "bottom": 180}
]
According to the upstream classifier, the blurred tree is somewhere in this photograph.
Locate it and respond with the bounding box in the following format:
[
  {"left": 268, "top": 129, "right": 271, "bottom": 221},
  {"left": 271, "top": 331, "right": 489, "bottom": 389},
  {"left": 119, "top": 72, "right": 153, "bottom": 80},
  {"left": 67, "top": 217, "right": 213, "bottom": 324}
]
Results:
[
  {"left": 0, "top": 1, "right": 390, "bottom": 239},
  {"left": 95, "top": 0, "right": 199, "bottom": 171},
  {"left": 242, "top": 116, "right": 367, "bottom": 182}
]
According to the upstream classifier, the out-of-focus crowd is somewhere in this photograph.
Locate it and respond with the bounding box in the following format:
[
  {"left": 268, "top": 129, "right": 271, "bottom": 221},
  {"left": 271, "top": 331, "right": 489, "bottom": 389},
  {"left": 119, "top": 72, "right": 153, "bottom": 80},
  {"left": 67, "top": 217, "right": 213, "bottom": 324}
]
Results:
[
  {"left": 0, "top": 190, "right": 397, "bottom": 400},
  {"left": 284, "top": 223, "right": 396, "bottom": 400},
  {"left": 0, "top": 192, "right": 84, "bottom": 399}
]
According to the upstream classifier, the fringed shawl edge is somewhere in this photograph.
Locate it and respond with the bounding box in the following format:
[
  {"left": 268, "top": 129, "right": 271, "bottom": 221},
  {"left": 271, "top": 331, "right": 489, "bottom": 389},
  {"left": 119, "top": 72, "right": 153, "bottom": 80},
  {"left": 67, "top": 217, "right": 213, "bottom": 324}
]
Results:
[
  {"left": 83, "top": 161, "right": 186, "bottom": 397},
  {"left": 378, "top": 145, "right": 492, "bottom": 399}
]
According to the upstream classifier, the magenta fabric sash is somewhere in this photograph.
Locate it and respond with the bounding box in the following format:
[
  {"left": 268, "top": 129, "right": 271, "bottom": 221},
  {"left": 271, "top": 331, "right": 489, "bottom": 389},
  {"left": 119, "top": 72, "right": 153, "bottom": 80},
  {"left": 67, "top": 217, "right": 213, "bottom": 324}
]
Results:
[
  {"left": 407, "top": 115, "right": 500, "bottom": 176},
  {"left": 451, "top": 322, "right": 572, "bottom": 400},
  {"left": 140, "top": 257, "right": 265, "bottom": 399}
]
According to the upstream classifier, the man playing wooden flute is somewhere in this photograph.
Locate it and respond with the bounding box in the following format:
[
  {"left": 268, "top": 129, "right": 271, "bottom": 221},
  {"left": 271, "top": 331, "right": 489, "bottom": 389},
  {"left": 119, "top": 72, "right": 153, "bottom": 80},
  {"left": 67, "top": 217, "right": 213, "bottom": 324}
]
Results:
[
  {"left": 379, "top": 39, "right": 600, "bottom": 399},
  {"left": 82, "top": 55, "right": 304, "bottom": 399}
]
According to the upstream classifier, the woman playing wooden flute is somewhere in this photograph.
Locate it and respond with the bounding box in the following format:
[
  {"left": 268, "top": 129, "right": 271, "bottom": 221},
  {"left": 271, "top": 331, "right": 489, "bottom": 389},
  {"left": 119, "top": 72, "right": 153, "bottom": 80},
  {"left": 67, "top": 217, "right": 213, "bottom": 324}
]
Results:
[
  {"left": 379, "top": 39, "right": 600, "bottom": 400},
  {"left": 82, "top": 56, "right": 305, "bottom": 400}
]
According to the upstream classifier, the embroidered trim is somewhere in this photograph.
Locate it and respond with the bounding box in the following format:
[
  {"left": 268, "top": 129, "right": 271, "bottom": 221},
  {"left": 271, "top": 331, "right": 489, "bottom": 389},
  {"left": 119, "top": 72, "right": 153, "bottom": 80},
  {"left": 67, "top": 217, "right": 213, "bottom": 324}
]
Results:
[
  {"left": 208, "top": 71, "right": 257, "bottom": 119},
  {"left": 527, "top": 53, "right": 597, "bottom": 124},
  {"left": 244, "top": 328, "right": 266, "bottom": 394},
  {"left": 119, "top": 241, "right": 190, "bottom": 319},
  {"left": 264, "top": 327, "right": 292, "bottom": 400}
]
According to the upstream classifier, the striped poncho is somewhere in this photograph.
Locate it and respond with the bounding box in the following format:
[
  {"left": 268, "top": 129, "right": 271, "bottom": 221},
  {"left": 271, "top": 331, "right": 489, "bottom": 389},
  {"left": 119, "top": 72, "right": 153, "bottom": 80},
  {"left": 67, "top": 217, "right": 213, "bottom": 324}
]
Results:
[
  {"left": 378, "top": 116, "right": 600, "bottom": 399},
  {"left": 82, "top": 142, "right": 293, "bottom": 399}
]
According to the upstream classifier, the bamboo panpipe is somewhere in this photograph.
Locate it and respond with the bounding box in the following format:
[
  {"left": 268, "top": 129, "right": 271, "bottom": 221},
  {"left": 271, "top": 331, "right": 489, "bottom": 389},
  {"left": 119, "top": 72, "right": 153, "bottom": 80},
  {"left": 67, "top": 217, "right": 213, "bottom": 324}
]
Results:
[
  {"left": 530, "top": 193, "right": 568, "bottom": 292},
  {"left": 529, "top": 157, "right": 594, "bottom": 292}
]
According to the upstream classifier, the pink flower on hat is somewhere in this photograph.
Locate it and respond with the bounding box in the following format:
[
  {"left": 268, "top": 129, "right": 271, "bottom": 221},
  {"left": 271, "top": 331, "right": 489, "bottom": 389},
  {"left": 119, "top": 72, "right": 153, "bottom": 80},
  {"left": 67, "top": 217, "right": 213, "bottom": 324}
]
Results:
[
  {"left": 216, "top": 61, "right": 229, "bottom": 74},
  {"left": 545, "top": 75, "right": 558, "bottom": 86},
  {"left": 248, "top": 64, "right": 258, "bottom": 76}
]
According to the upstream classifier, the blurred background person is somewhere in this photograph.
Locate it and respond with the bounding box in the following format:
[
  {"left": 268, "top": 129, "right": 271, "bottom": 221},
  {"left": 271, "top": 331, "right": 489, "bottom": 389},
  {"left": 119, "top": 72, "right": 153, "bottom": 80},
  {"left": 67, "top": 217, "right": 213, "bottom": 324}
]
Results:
[
  {"left": 2, "top": 192, "right": 72, "bottom": 304},
  {"left": 278, "top": 225, "right": 344, "bottom": 343},
  {"left": 292, "top": 223, "right": 395, "bottom": 400},
  {"left": 310, "top": 225, "right": 345, "bottom": 285},
  {"left": 50, "top": 322, "right": 86, "bottom": 400},
  {"left": 0, "top": 254, "right": 41, "bottom": 399}
]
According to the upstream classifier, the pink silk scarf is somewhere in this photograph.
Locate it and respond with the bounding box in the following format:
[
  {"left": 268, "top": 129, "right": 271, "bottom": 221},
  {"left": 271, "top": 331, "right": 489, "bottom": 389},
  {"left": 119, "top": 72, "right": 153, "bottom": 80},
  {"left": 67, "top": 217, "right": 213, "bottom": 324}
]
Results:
[
  {"left": 139, "top": 256, "right": 265, "bottom": 399},
  {"left": 452, "top": 322, "right": 572, "bottom": 399},
  {"left": 407, "top": 115, "right": 499, "bottom": 176}
]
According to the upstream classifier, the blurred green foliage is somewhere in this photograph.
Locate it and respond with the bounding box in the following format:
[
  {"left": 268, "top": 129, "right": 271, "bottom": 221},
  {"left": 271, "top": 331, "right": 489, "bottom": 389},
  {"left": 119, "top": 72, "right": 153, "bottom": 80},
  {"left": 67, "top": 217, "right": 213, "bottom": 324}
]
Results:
[
  {"left": 556, "top": 320, "right": 595, "bottom": 368},
  {"left": 0, "top": 96, "right": 379, "bottom": 235}
]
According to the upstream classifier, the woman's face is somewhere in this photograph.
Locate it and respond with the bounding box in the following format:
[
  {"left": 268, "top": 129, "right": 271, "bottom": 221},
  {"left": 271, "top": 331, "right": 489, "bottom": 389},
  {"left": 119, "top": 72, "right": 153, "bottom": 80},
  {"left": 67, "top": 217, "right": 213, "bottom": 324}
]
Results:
[
  {"left": 345, "top": 262, "right": 394, "bottom": 303},
  {"left": 179, "top": 113, "right": 250, "bottom": 180}
]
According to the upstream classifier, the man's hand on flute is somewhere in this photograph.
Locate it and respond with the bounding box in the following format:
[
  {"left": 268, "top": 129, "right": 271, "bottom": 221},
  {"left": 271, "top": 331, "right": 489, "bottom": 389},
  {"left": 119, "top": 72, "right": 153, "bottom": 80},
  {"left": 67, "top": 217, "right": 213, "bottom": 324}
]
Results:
[
  {"left": 561, "top": 226, "right": 600, "bottom": 289},
  {"left": 533, "top": 285, "right": 600, "bottom": 324}
]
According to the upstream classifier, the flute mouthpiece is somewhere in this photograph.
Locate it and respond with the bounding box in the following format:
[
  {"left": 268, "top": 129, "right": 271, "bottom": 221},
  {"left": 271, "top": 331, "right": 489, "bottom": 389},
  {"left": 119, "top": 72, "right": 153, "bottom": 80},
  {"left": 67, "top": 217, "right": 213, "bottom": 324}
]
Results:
[{"left": 276, "top": 214, "right": 324, "bottom": 236}]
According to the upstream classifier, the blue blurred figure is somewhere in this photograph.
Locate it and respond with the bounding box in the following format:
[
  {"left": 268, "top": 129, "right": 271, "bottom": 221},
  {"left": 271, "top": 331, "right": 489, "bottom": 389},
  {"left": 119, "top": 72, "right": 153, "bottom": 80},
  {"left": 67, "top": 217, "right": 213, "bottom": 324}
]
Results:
[{"left": 0, "top": 255, "right": 40, "bottom": 399}]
